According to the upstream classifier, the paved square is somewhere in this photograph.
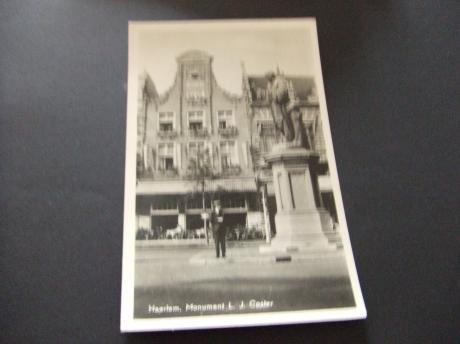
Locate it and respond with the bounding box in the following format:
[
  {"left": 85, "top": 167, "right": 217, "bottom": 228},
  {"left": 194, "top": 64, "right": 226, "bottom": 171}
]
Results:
[{"left": 134, "top": 243, "right": 355, "bottom": 318}]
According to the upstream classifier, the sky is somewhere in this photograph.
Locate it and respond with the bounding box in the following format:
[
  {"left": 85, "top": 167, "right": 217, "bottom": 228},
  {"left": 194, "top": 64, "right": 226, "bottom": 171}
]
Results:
[{"left": 135, "top": 20, "right": 317, "bottom": 95}]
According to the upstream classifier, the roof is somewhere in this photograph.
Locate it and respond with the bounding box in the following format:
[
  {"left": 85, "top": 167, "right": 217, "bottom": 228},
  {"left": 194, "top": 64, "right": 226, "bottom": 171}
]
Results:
[
  {"left": 137, "top": 178, "right": 257, "bottom": 195},
  {"left": 139, "top": 72, "right": 159, "bottom": 100},
  {"left": 247, "top": 75, "right": 315, "bottom": 102}
]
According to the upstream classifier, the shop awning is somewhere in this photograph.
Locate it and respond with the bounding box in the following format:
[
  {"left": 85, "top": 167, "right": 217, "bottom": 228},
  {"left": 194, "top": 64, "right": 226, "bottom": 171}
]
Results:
[
  {"left": 136, "top": 177, "right": 257, "bottom": 195},
  {"left": 207, "top": 178, "right": 257, "bottom": 192}
]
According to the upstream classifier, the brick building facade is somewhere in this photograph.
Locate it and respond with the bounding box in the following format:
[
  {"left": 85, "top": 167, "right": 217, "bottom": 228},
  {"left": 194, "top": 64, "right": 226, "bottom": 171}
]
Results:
[
  {"left": 135, "top": 51, "right": 262, "bottom": 236},
  {"left": 135, "top": 50, "right": 336, "bottom": 238}
]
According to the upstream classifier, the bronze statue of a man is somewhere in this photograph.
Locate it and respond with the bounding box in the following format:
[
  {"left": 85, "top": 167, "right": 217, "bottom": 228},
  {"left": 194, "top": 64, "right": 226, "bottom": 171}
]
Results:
[{"left": 265, "top": 72, "right": 308, "bottom": 149}]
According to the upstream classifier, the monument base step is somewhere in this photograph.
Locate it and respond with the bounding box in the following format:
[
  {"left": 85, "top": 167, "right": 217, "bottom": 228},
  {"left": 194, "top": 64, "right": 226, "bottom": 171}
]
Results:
[
  {"left": 323, "top": 229, "right": 344, "bottom": 249},
  {"left": 258, "top": 239, "right": 337, "bottom": 255}
]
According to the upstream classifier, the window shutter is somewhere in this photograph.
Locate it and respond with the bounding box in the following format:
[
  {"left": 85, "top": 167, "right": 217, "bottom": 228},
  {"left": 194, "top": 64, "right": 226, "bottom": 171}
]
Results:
[
  {"left": 206, "top": 141, "right": 213, "bottom": 167},
  {"left": 143, "top": 144, "right": 149, "bottom": 170},
  {"left": 156, "top": 111, "right": 160, "bottom": 132},
  {"left": 217, "top": 142, "right": 221, "bottom": 170},
  {"left": 242, "top": 142, "right": 248, "bottom": 167},
  {"left": 234, "top": 142, "right": 240, "bottom": 166},
  {"left": 202, "top": 111, "right": 207, "bottom": 130},
  {"left": 156, "top": 144, "right": 160, "bottom": 169},
  {"left": 213, "top": 142, "right": 218, "bottom": 169},
  {"left": 175, "top": 143, "right": 181, "bottom": 170}
]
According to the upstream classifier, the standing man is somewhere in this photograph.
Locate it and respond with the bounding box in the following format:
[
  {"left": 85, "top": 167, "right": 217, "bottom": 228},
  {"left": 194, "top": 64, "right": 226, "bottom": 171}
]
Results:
[{"left": 210, "top": 199, "right": 226, "bottom": 258}]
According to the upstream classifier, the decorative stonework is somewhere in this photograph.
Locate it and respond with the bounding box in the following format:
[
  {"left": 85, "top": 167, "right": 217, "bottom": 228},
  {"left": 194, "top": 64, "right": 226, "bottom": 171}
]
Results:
[
  {"left": 186, "top": 97, "right": 208, "bottom": 106},
  {"left": 265, "top": 144, "right": 318, "bottom": 162},
  {"left": 218, "top": 126, "right": 238, "bottom": 138},
  {"left": 155, "top": 168, "right": 179, "bottom": 179},
  {"left": 157, "top": 130, "right": 178, "bottom": 139},
  {"left": 189, "top": 128, "right": 209, "bottom": 138},
  {"left": 221, "top": 165, "right": 242, "bottom": 176},
  {"left": 260, "top": 146, "right": 334, "bottom": 254}
]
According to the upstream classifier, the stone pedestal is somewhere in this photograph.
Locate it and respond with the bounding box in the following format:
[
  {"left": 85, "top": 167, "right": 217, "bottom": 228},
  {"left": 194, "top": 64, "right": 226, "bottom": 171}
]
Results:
[{"left": 260, "top": 144, "right": 335, "bottom": 253}]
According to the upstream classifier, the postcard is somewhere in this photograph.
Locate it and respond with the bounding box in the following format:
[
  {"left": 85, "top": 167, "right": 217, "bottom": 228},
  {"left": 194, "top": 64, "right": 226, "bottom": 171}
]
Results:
[{"left": 121, "top": 18, "right": 366, "bottom": 332}]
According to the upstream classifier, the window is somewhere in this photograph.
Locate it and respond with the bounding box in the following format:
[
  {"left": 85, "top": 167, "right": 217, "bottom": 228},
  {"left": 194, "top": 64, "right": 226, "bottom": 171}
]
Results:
[
  {"left": 187, "top": 196, "right": 211, "bottom": 210},
  {"left": 188, "top": 111, "right": 204, "bottom": 131},
  {"left": 152, "top": 198, "right": 177, "bottom": 210},
  {"left": 158, "top": 143, "right": 175, "bottom": 170},
  {"left": 222, "top": 194, "right": 245, "bottom": 208},
  {"left": 188, "top": 141, "right": 205, "bottom": 160},
  {"left": 258, "top": 121, "right": 276, "bottom": 136},
  {"left": 188, "top": 142, "right": 212, "bottom": 167},
  {"left": 255, "top": 88, "right": 268, "bottom": 101},
  {"left": 159, "top": 112, "right": 174, "bottom": 131},
  {"left": 217, "top": 110, "right": 233, "bottom": 129},
  {"left": 160, "top": 123, "right": 173, "bottom": 131},
  {"left": 257, "top": 122, "right": 277, "bottom": 152},
  {"left": 256, "top": 108, "right": 271, "bottom": 120},
  {"left": 300, "top": 107, "right": 319, "bottom": 122},
  {"left": 220, "top": 141, "right": 237, "bottom": 168},
  {"left": 189, "top": 122, "right": 202, "bottom": 131}
]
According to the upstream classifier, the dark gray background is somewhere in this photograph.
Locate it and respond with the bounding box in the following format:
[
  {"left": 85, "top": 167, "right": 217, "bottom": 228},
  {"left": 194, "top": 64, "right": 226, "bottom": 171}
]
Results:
[{"left": 1, "top": 1, "right": 458, "bottom": 343}]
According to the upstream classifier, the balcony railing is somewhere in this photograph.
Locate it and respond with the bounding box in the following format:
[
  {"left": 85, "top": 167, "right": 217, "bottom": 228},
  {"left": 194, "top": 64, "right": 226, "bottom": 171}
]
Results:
[
  {"left": 221, "top": 165, "right": 242, "bottom": 176},
  {"left": 189, "top": 128, "right": 209, "bottom": 138},
  {"left": 157, "top": 130, "right": 178, "bottom": 139},
  {"left": 156, "top": 167, "right": 179, "bottom": 178},
  {"left": 218, "top": 126, "right": 238, "bottom": 137},
  {"left": 137, "top": 168, "right": 154, "bottom": 180}
]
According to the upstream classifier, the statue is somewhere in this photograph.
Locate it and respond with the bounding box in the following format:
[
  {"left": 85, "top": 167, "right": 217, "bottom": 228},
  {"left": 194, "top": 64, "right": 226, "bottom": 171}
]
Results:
[
  {"left": 265, "top": 72, "right": 308, "bottom": 149},
  {"left": 260, "top": 72, "right": 333, "bottom": 255}
]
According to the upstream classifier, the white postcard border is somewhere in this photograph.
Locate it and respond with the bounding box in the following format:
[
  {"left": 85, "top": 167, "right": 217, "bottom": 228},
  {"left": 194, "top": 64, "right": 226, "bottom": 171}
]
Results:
[{"left": 121, "top": 18, "right": 366, "bottom": 332}]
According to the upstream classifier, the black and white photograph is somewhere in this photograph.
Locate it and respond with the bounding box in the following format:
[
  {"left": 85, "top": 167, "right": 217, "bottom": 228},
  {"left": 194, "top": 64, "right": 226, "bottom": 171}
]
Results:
[
  {"left": 3, "top": 2, "right": 459, "bottom": 342},
  {"left": 121, "top": 18, "right": 366, "bottom": 332}
]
